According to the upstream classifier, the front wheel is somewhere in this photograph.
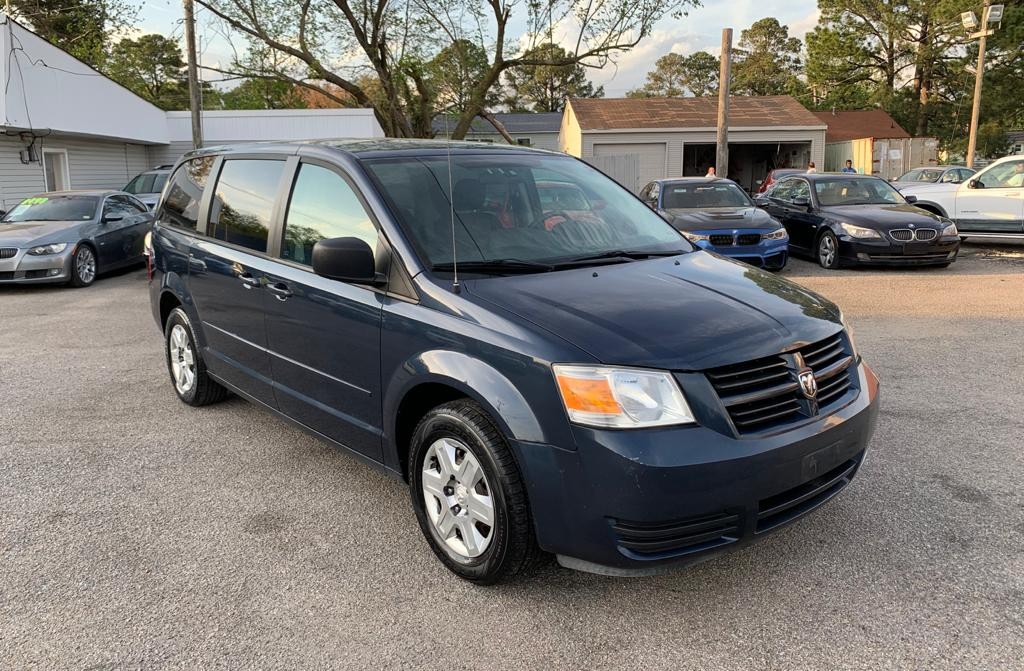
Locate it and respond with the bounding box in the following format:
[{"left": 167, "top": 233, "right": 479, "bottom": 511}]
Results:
[
  {"left": 409, "top": 400, "right": 540, "bottom": 584},
  {"left": 817, "top": 230, "right": 840, "bottom": 269},
  {"left": 68, "top": 244, "right": 97, "bottom": 287}
]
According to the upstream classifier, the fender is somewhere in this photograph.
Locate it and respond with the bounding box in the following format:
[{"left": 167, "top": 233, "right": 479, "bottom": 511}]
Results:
[
  {"left": 155, "top": 272, "right": 209, "bottom": 349},
  {"left": 382, "top": 349, "right": 559, "bottom": 471},
  {"left": 912, "top": 200, "right": 949, "bottom": 218}
]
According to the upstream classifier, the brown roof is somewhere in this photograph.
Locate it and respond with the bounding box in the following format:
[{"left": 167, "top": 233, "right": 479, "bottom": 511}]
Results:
[
  {"left": 568, "top": 95, "right": 825, "bottom": 131},
  {"left": 812, "top": 110, "right": 910, "bottom": 142}
]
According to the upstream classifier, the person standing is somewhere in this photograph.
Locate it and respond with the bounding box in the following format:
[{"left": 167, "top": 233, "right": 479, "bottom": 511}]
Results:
[
  {"left": 806, "top": 162, "right": 818, "bottom": 173},
  {"left": 841, "top": 160, "right": 857, "bottom": 174},
  {"left": 706, "top": 166, "right": 717, "bottom": 177}
]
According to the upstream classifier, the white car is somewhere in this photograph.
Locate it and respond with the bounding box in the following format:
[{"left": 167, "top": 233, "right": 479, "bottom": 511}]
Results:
[{"left": 899, "top": 155, "right": 1024, "bottom": 238}]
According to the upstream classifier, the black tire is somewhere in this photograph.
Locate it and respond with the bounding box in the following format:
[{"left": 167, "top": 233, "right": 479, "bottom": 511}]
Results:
[
  {"left": 817, "top": 230, "right": 841, "bottom": 270},
  {"left": 409, "top": 399, "right": 540, "bottom": 584},
  {"left": 164, "top": 307, "right": 228, "bottom": 406},
  {"left": 68, "top": 244, "right": 97, "bottom": 287}
]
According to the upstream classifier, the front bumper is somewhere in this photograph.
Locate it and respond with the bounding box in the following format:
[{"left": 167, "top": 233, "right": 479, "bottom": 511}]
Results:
[
  {"left": 839, "top": 236, "right": 959, "bottom": 266},
  {"left": 513, "top": 361, "right": 880, "bottom": 575},
  {"left": 0, "top": 247, "right": 74, "bottom": 284},
  {"left": 692, "top": 235, "right": 789, "bottom": 270}
]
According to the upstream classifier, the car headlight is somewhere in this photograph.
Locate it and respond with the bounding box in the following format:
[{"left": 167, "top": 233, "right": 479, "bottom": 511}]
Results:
[
  {"left": 763, "top": 228, "right": 789, "bottom": 241},
  {"left": 681, "top": 231, "right": 710, "bottom": 243},
  {"left": 839, "top": 312, "right": 859, "bottom": 359},
  {"left": 940, "top": 221, "right": 958, "bottom": 238},
  {"left": 838, "top": 222, "right": 882, "bottom": 239},
  {"left": 553, "top": 364, "right": 696, "bottom": 429},
  {"left": 27, "top": 243, "right": 68, "bottom": 255}
]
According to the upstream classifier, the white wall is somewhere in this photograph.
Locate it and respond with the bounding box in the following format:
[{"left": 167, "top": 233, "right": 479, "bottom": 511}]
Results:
[
  {"left": 165, "top": 109, "right": 384, "bottom": 145},
  {"left": 0, "top": 15, "right": 168, "bottom": 143}
]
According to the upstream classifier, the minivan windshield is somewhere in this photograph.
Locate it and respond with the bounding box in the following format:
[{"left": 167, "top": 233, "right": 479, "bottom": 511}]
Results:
[
  {"left": 662, "top": 181, "right": 751, "bottom": 209},
  {"left": 1, "top": 195, "right": 98, "bottom": 223},
  {"left": 124, "top": 172, "right": 169, "bottom": 195},
  {"left": 363, "top": 153, "right": 690, "bottom": 271},
  {"left": 814, "top": 177, "right": 905, "bottom": 206}
]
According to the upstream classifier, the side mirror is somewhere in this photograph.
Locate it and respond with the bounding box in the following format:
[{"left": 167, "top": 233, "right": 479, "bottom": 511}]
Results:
[
  {"left": 312, "top": 237, "right": 384, "bottom": 285},
  {"left": 968, "top": 179, "right": 982, "bottom": 189},
  {"left": 0, "top": 210, "right": 6, "bottom": 218},
  {"left": 792, "top": 196, "right": 811, "bottom": 208},
  {"left": 904, "top": 194, "right": 918, "bottom": 203},
  {"left": 102, "top": 214, "right": 124, "bottom": 223}
]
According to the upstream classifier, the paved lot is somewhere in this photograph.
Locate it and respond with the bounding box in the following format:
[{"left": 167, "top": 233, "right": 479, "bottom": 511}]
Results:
[{"left": 2, "top": 242, "right": 1023, "bottom": 669}]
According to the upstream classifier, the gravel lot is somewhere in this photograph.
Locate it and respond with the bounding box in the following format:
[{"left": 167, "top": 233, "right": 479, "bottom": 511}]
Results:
[{"left": 2, "top": 242, "right": 1023, "bottom": 670}]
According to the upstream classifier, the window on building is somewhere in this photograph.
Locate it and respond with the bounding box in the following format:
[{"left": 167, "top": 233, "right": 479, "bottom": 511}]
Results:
[{"left": 516, "top": 138, "right": 532, "bottom": 147}]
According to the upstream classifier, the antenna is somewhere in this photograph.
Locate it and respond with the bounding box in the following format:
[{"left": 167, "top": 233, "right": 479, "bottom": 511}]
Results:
[{"left": 444, "top": 113, "right": 460, "bottom": 293}]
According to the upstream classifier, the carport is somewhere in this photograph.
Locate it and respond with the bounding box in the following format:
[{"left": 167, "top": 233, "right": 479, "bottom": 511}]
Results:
[{"left": 560, "top": 96, "right": 826, "bottom": 193}]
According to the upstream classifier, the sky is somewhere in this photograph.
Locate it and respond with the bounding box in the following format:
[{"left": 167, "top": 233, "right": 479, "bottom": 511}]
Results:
[{"left": 137, "top": 0, "right": 821, "bottom": 98}]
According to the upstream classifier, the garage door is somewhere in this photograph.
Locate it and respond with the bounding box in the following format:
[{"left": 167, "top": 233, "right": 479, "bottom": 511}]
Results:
[{"left": 592, "top": 143, "right": 667, "bottom": 192}]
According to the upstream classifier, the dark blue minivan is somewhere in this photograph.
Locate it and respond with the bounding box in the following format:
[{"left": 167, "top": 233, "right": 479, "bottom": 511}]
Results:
[{"left": 149, "top": 140, "right": 880, "bottom": 583}]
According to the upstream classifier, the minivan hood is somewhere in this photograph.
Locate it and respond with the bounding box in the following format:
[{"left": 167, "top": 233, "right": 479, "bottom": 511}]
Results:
[
  {"left": 463, "top": 252, "right": 841, "bottom": 371},
  {"left": 662, "top": 206, "right": 779, "bottom": 232},
  {"left": 0, "top": 220, "right": 80, "bottom": 247}
]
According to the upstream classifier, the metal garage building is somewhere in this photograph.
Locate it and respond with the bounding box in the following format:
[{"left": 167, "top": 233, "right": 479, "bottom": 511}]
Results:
[{"left": 559, "top": 96, "right": 826, "bottom": 193}]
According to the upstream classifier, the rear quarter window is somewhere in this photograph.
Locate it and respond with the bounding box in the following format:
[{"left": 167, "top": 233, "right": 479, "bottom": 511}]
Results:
[{"left": 160, "top": 157, "right": 214, "bottom": 231}]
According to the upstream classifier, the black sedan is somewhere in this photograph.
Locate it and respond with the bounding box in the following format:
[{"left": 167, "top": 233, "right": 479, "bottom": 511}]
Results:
[
  {"left": 0, "top": 191, "right": 153, "bottom": 287},
  {"left": 754, "top": 173, "right": 960, "bottom": 269}
]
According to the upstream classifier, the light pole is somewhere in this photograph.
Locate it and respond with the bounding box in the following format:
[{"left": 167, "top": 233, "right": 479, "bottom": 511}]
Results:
[{"left": 963, "top": 1, "right": 1003, "bottom": 168}]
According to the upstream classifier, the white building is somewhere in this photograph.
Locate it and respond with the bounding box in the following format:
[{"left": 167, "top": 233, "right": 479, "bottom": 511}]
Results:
[{"left": 0, "top": 14, "right": 383, "bottom": 210}]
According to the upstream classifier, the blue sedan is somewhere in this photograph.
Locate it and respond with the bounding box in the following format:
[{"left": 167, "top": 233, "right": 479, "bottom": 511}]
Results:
[{"left": 640, "top": 178, "right": 789, "bottom": 270}]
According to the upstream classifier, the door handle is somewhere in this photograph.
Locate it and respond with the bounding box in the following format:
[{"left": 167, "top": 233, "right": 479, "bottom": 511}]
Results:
[
  {"left": 266, "top": 281, "right": 293, "bottom": 301},
  {"left": 238, "top": 272, "right": 261, "bottom": 289}
]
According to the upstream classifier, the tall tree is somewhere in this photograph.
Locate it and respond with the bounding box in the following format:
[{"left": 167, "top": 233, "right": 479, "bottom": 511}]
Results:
[
  {"left": 195, "top": 0, "right": 694, "bottom": 139},
  {"left": 627, "top": 50, "right": 719, "bottom": 98},
  {"left": 503, "top": 43, "right": 603, "bottom": 112},
  {"left": 10, "top": 0, "right": 138, "bottom": 68},
  {"left": 221, "top": 79, "right": 308, "bottom": 109},
  {"left": 732, "top": 17, "right": 804, "bottom": 97},
  {"left": 427, "top": 39, "right": 500, "bottom": 116},
  {"left": 104, "top": 34, "right": 191, "bottom": 110}
]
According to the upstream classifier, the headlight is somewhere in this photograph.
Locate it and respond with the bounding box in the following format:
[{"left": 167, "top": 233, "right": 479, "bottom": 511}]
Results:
[
  {"left": 839, "top": 312, "right": 859, "bottom": 359},
  {"left": 681, "top": 231, "right": 710, "bottom": 243},
  {"left": 940, "top": 221, "right": 958, "bottom": 238},
  {"left": 27, "top": 243, "right": 68, "bottom": 255},
  {"left": 553, "top": 364, "right": 696, "bottom": 429},
  {"left": 838, "top": 223, "right": 882, "bottom": 239},
  {"left": 763, "top": 228, "right": 789, "bottom": 240}
]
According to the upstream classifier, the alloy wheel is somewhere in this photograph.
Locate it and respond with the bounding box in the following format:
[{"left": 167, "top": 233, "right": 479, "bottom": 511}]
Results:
[
  {"left": 76, "top": 247, "right": 96, "bottom": 284},
  {"left": 421, "top": 437, "right": 495, "bottom": 558},
  {"left": 168, "top": 324, "right": 196, "bottom": 394},
  {"left": 819, "top": 234, "right": 836, "bottom": 267}
]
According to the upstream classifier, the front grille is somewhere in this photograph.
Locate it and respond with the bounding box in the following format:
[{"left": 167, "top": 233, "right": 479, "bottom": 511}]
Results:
[
  {"left": 709, "top": 234, "right": 734, "bottom": 246},
  {"left": 611, "top": 511, "right": 740, "bottom": 557},
  {"left": 705, "top": 332, "right": 855, "bottom": 434},
  {"left": 890, "top": 229, "right": 913, "bottom": 241},
  {"left": 915, "top": 228, "right": 937, "bottom": 241},
  {"left": 756, "top": 458, "right": 859, "bottom": 533},
  {"left": 0, "top": 272, "right": 14, "bottom": 280},
  {"left": 0, "top": 247, "right": 17, "bottom": 259},
  {"left": 736, "top": 233, "right": 761, "bottom": 246}
]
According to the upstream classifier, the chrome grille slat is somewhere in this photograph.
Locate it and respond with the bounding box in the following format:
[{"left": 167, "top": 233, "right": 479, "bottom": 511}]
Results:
[
  {"left": 0, "top": 247, "right": 17, "bottom": 259},
  {"left": 890, "top": 228, "right": 937, "bottom": 242}
]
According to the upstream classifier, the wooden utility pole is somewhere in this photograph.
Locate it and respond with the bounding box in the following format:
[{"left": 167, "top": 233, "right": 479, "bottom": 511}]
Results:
[
  {"left": 965, "top": 0, "right": 993, "bottom": 169},
  {"left": 716, "top": 28, "right": 732, "bottom": 177},
  {"left": 183, "top": 0, "right": 203, "bottom": 150}
]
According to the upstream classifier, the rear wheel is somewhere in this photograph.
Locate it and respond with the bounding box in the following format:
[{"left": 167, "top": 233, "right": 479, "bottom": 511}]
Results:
[
  {"left": 817, "top": 230, "right": 840, "bottom": 269},
  {"left": 164, "top": 307, "right": 228, "bottom": 406},
  {"left": 68, "top": 244, "right": 97, "bottom": 287},
  {"left": 409, "top": 400, "right": 540, "bottom": 584}
]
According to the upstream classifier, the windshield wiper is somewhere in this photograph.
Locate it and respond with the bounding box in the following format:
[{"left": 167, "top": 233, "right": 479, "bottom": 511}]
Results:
[
  {"left": 431, "top": 259, "right": 555, "bottom": 274},
  {"left": 553, "top": 249, "right": 687, "bottom": 267}
]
